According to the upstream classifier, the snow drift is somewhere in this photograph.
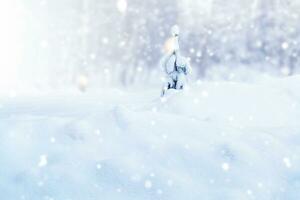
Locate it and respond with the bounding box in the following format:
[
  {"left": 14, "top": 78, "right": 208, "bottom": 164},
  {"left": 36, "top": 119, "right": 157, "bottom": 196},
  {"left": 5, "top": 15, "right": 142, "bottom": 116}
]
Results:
[{"left": 0, "top": 76, "right": 300, "bottom": 200}]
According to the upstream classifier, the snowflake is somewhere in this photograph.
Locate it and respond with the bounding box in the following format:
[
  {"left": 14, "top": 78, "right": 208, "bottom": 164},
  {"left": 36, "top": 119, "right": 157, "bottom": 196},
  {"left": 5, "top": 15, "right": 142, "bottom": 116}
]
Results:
[
  {"left": 281, "top": 42, "right": 289, "bottom": 50},
  {"left": 117, "top": 0, "right": 127, "bottom": 13},
  {"left": 144, "top": 180, "right": 152, "bottom": 189},
  {"left": 193, "top": 98, "right": 199, "bottom": 104},
  {"left": 283, "top": 157, "right": 292, "bottom": 168},
  {"left": 95, "top": 129, "right": 101, "bottom": 135},
  {"left": 222, "top": 162, "right": 230, "bottom": 171},
  {"left": 189, "top": 48, "right": 195, "bottom": 54},
  {"left": 160, "top": 97, "right": 167, "bottom": 103},
  {"left": 90, "top": 53, "right": 96, "bottom": 60},
  {"left": 104, "top": 68, "right": 110, "bottom": 74},
  {"left": 228, "top": 116, "right": 235, "bottom": 122},
  {"left": 136, "top": 67, "right": 143, "bottom": 72},
  {"left": 116, "top": 188, "right": 122, "bottom": 193},
  {"left": 151, "top": 107, "right": 158, "bottom": 113},
  {"left": 257, "top": 182, "right": 263, "bottom": 188},
  {"left": 102, "top": 37, "right": 109, "bottom": 44},
  {"left": 201, "top": 90, "right": 209, "bottom": 98},
  {"left": 96, "top": 164, "right": 102, "bottom": 170},
  {"left": 38, "top": 155, "right": 48, "bottom": 168},
  {"left": 247, "top": 189, "right": 253, "bottom": 195},
  {"left": 150, "top": 120, "right": 156, "bottom": 126},
  {"left": 248, "top": 115, "right": 254, "bottom": 121},
  {"left": 167, "top": 179, "right": 173, "bottom": 187},
  {"left": 157, "top": 189, "right": 163, "bottom": 195},
  {"left": 50, "top": 137, "right": 56, "bottom": 143}
]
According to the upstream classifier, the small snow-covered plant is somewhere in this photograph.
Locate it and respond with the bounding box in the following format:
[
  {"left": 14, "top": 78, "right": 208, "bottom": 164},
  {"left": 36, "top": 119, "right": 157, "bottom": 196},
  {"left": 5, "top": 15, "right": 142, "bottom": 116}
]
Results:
[{"left": 160, "top": 25, "right": 191, "bottom": 96}]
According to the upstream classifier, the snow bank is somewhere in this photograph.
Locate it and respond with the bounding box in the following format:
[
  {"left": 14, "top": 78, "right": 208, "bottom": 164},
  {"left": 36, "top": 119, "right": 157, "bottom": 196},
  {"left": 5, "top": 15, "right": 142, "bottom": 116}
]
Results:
[{"left": 1, "top": 76, "right": 300, "bottom": 200}]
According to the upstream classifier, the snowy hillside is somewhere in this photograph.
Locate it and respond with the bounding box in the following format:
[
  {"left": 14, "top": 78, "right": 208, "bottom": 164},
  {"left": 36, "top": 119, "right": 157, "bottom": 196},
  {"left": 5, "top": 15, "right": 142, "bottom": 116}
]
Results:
[{"left": 1, "top": 76, "right": 300, "bottom": 200}]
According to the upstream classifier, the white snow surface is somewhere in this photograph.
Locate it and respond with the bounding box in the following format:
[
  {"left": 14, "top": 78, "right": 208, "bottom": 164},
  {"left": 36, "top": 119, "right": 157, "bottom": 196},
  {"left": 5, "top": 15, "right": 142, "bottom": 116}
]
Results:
[{"left": 1, "top": 76, "right": 300, "bottom": 200}]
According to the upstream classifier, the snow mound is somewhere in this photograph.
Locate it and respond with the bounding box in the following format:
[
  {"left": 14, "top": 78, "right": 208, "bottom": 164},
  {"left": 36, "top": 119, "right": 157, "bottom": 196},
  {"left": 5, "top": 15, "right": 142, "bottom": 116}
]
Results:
[{"left": 1, "top": 76, "right": 300, "bottom": 200}]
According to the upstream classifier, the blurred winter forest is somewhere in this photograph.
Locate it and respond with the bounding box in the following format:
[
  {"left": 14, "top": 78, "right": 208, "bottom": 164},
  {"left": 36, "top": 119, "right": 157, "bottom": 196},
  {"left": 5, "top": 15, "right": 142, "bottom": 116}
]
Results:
[{"left": 2, "top": 0, "right": 300, "bottom": 90}]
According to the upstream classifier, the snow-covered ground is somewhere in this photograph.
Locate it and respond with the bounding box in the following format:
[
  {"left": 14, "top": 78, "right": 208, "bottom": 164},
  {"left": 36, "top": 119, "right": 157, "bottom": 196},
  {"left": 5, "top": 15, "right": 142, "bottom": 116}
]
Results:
[{"left": 1, "top": 76, "right": 300, "bottom": 200}]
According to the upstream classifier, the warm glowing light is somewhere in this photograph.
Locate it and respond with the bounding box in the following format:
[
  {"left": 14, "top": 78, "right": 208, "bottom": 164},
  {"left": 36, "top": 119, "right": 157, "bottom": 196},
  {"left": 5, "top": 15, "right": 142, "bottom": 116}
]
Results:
[
  {"left": 77, "top": 74, "right": 89, "bottom": 92},
  {"left": 164, "top": 37, "right": 176, "bottom": 54}
]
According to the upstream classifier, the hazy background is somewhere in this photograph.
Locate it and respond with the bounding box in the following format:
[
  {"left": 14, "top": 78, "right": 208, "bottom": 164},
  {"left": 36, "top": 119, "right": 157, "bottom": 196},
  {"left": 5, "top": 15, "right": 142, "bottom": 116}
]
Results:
[{"left": 1, "top": 0, "right": 300, "bottom": 92}]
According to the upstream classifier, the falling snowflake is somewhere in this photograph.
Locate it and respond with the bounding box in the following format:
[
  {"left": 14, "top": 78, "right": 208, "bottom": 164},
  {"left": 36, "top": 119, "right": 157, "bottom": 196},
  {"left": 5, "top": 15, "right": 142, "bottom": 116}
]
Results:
[
  {"left": 201, "top": 90, "right": 209, "bottom": 98},
  {"left": 95, "top": 129, "right": 101, "bottom": 135},
  {"left": 281, "top": 42, "right": 289, "bottom": 50},
  {"left": 96, "top": 164, "right": 102, "bottom": 170},
  {"left": 50, "top": 137, "right": 56, "bottom": 143},
  {"left": 116, "top": 188, "right": 122, "bottom": 193},
  {"left": 102, "top": 37, "right": 109, "bottom": 44},
  {"left": 167, "top": 179, "right": 173, "bottom": 187},
  {"left": 157, "top": 189, "right": 163, "bottom": 195},
  {"left": 38, "top": 155, "right": 48, "bottom": 168},
  {"left": 246, "top": 189, "right": 253, "bottom": 195},
  {"left": 257, "top": 182, "right": 263, "bottom": 188},
  {"left": 228, "top": 116, "right": 235, "bottom": 122},
  {"left": 222, "top": 162, "right": 230, "bottom": 171},
  {"left": 144, "top": 180, "right": 152, "bottom": 189},
  {"left": 150, "top": 120, "right": 156, "bottom": 126},
  {"left": 116, "top": 0, "right": 127, "bottom": 13},
  {"left": 283, "top": 157, "right": 292, "bottom": 168}
]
